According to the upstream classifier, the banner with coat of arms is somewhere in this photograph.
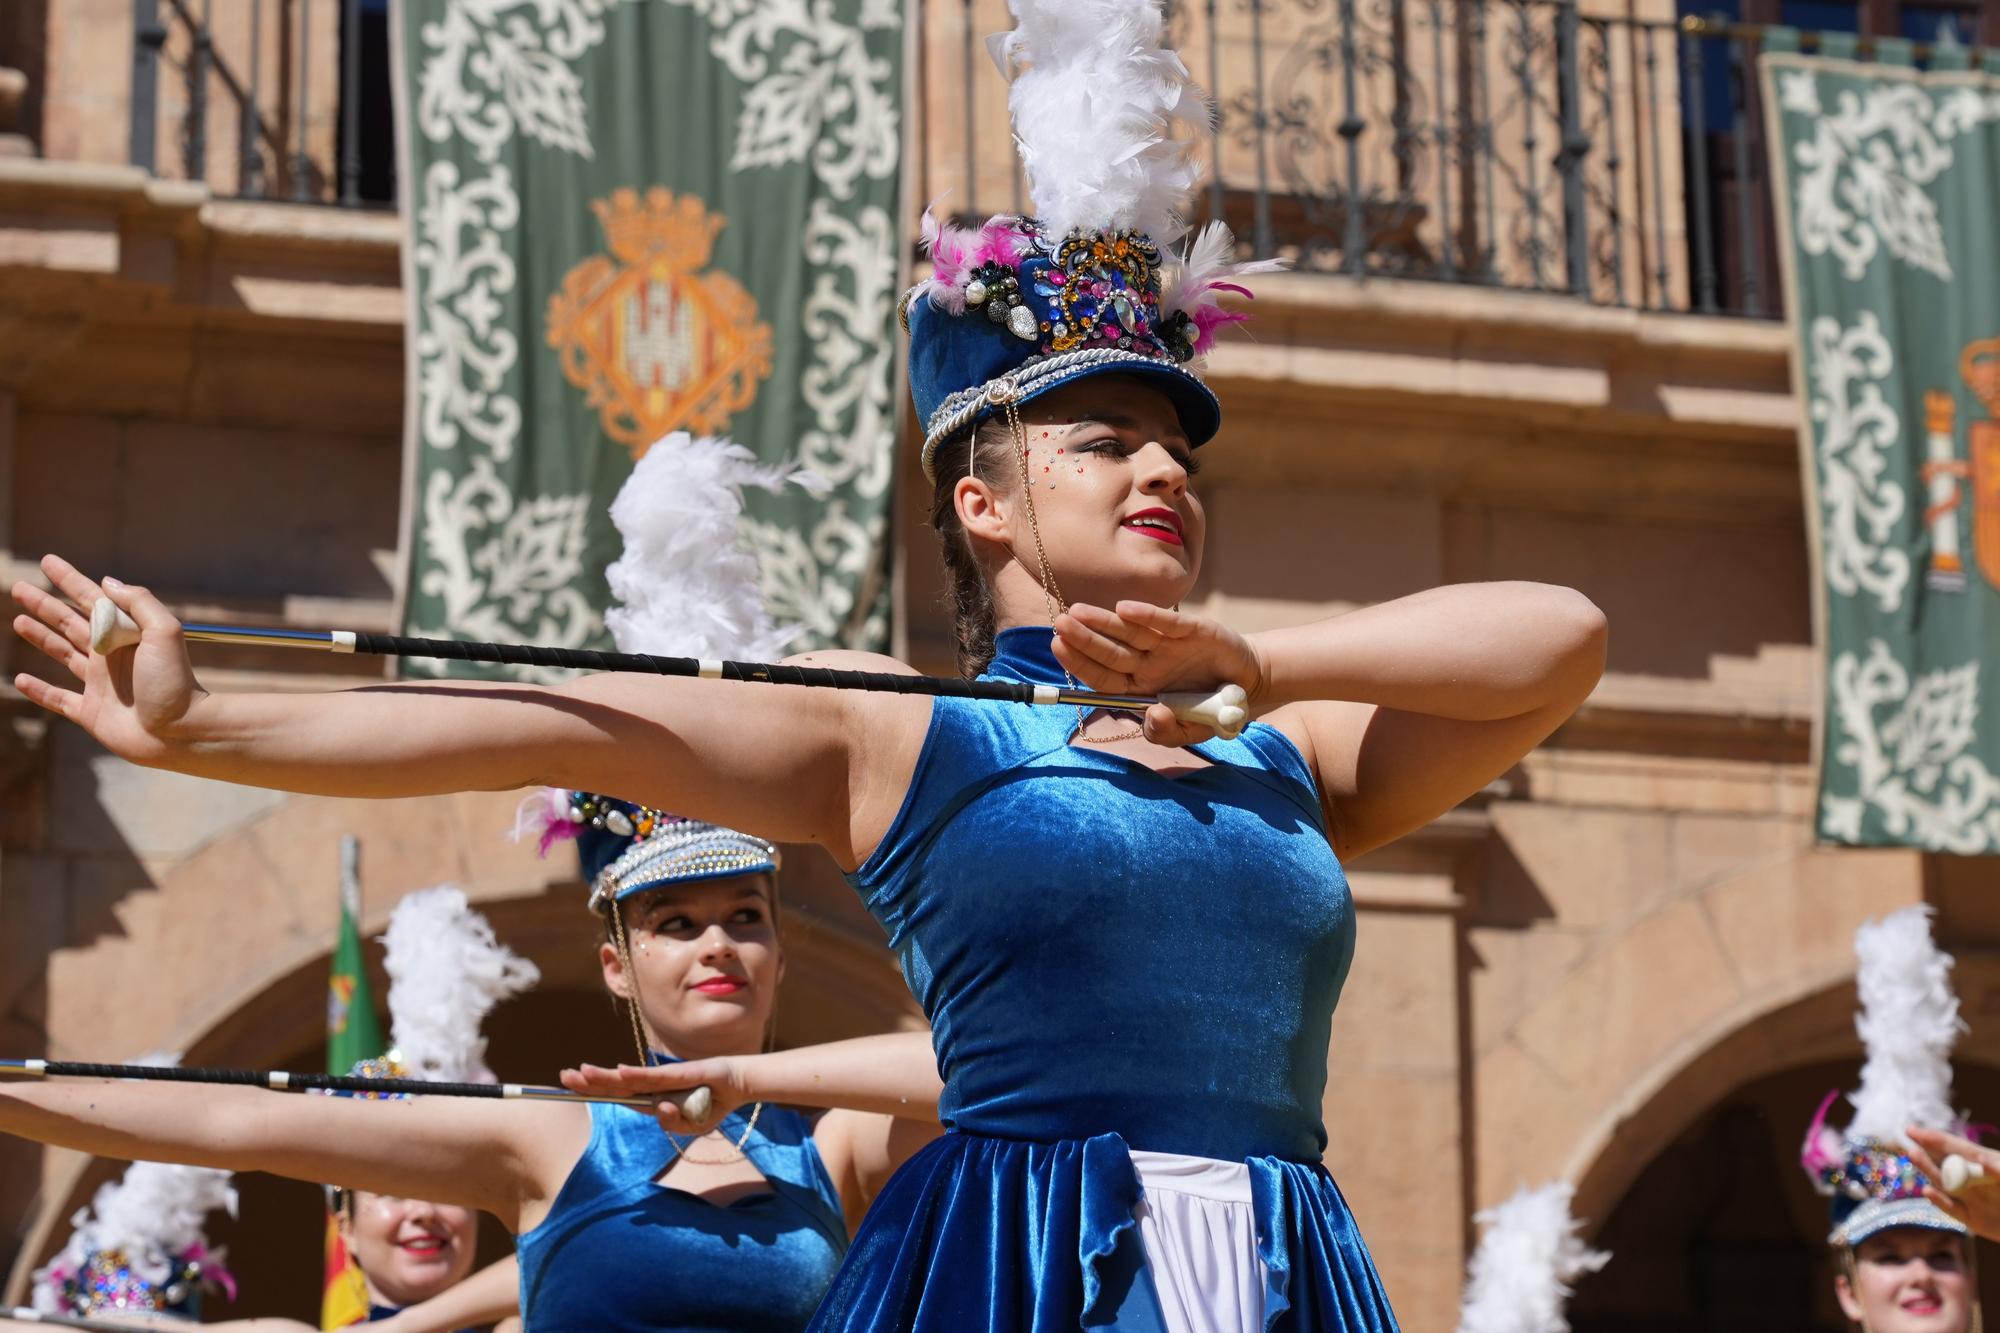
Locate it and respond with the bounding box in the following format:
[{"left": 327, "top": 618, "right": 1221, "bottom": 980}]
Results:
[
  {"left": 393, "top": 0, "right": 903, "bottom": 675},
  {"left": 1761, "top": 36, "right": 2000, "bottom": 854}
]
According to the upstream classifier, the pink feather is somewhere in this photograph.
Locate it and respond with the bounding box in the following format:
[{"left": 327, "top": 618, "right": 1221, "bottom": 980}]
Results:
[
  {"left": 510, "top": 788, "right": 582, "bottom": 858},
  {"left": 1799, "top": 1088, "right": 1847, "bottom": 1178},
  {"left": 1188, "top": 303, "right": 1249, "bottom": 355}
]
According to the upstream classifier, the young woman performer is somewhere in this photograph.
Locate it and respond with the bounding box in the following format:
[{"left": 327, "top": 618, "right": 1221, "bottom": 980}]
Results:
[
  {"left": 11, "top": 11, "right": 1602, "bottom": 1331},
  {"left": 0, "top": 834, "right": 941, "bottom": 1330},
  {"left": 1802, "top": 907, "right": 1982, "bottom": 1333}
]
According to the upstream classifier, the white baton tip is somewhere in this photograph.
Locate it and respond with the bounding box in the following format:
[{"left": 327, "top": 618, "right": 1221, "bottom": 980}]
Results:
[
  {"left": 683, "top": 1085, "right": 714, "bottom": 1124},
  {"left": 89, "top": 599, "right": 143, "bottom": 654},
  {"left": 1161, "top": 685, "right": 1251, "bottom": 740},
  {"left": 1943, "top": 1154, "right": 1985, "bottom": 1194},
  {"left": 331, "top": 630, "right": 357, "bottom": 653}
]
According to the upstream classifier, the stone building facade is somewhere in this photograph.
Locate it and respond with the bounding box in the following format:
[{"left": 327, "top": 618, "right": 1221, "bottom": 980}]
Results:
[{"left": 2, "top": 2, "right": 1995, "bottom": 1329}]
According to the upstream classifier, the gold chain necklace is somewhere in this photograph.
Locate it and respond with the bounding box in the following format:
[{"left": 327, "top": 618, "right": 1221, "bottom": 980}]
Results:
[
  {"left": 999, "top": 396, "right": 1146, "bottom": 745},
  {"left": 609, "top": 902, "right": 764, "bottom": 1166},
  {"left": 664, "top": 1101, "right": 764, "bottom": 1167}
]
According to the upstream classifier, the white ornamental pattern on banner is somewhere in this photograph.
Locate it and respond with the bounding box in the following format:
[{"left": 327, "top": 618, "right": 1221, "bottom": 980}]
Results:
[
  {"left": 1806, "top": 311, "right": 1909, "bottom": 614},
  {"left": 1779, "top": 68, "right": 2000, "bottom": 282},
  {"left": 407, "top": 0, "right": 901, "bottom": 665},
  {"left": 1823, "top": 640, "right": 2000, "bottom": 855}
]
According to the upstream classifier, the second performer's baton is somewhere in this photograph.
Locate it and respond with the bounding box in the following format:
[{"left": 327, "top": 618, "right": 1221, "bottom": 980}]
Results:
[{"left": 0, "top": 1058, "right": 712, "bottom": 1123}]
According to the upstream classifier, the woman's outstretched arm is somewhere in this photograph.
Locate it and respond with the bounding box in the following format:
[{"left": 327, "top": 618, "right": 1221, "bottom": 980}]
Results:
[
  {"left": 1051, "top": 582, "right": 1608, "bottom": 858},
  {"left": 559, "top": 1030, "right": 944, "bottom": 1131},
  {"left": 11, "top": 556, "right": 925, "bottom": 862},
  {"left": 369, "top": 1255, "right": 521, "bottom": 1333},
  {"left": 0, "top": 1077, "right": 586, "bottom": 1233}
]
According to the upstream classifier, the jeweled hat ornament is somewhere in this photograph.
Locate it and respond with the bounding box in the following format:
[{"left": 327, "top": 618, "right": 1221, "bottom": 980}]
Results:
[
  {"left": 906, "top": 0, "right": 1283, "bottom": 482},
  {"left": 1799, "top": 906, "right": 1974, "bottom": 1250},
  {"left": 30, "top": 1083, "right": 239, "bottom": 1320}
]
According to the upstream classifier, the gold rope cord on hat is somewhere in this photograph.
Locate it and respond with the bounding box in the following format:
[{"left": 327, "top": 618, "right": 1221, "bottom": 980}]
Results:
[
  {"left": 608, "top": 898, "right": 763, "bottom": 1166},
  {"left": 997, "top": 396, "right": 1146, "bottom": 745}
]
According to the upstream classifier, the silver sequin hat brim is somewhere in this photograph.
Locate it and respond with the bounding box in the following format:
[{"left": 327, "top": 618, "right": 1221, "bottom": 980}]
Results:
[
  {"left": 919, "top": 347, "right": 1221, "bottom": 484},
  {"left": 1830, "top": 1194, "right": 1970, "bottom": 1247}
]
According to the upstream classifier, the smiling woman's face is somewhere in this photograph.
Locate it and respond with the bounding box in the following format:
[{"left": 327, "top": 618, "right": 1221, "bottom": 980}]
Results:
[
  {"left": 341, "top": 1191, "right": 477, "bottom": 1310},
  {"left": 599, "top": 872, "right": 782, "bottom": 1061},
  {"left": 1836, "top": 1227, "right": 1973, "bottom": 1333}
]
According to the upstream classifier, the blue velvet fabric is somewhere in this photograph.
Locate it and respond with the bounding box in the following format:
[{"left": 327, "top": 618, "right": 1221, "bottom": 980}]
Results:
[
  {"left": 811, "top": 627, "right": 1398, "bottom": 1331},
  {"left": 517, "top": 1100, "right": 848, "bottom": 1331}
]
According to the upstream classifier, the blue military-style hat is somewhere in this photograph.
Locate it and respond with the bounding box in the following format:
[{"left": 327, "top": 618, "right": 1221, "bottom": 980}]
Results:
[{"left": 905, "top": 0, "right": 1281, "bottom": 483}]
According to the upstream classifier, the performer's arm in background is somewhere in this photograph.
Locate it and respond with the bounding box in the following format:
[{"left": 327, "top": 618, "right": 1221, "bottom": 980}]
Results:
[
  {"left": 1051, "top": 583, "right": 1607, "bottom": 858},
  {"left": 11, "top": 556, "right": 929, "bottom": 867},
  {"left": 369, "top": 1255, "right": 520, "bottom": 1333},
  {"left": 0, "top": 1078, "right": 588, "bottom": 1234},
  {"left": 562, "top": 1030, "right": 947, "bottom": 1233},
  {"left": 561, "top": 1030, "right": 943, "bottom": 1127}
]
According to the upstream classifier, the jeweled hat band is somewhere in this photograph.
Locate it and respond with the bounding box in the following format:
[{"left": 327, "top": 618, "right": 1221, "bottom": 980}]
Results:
[
  {"left": 570, "top": 796, "right": 780, "bottom": 913},
  {"left": 1831, "top": 1193, "right": 1970, "bottom": 1247}
]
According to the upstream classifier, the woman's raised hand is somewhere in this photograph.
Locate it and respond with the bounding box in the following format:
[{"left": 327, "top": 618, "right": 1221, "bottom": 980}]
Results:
[
  {"left": 1053, "top": 601, "right": 1265, "bottom": 747},
  {"left": 11, "top": 554, "right": 207, "bottom": 765},
  {"left": 1907, "top": 1126, "right": 2000, "bottom": 1241},
  {"left": 561, "top": 1058, "right": 744, "bottom": 1137}
]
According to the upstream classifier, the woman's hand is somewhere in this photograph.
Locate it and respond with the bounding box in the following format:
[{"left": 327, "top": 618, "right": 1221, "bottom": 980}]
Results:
[
  {"left": 560, "top": 1059, "right": 743, "bottom": 1136},
  {"left": 1052, "top": 602, "right": 1266, "bottom": 747},
  {"left": 11, "top": 554, "right": 207, "bottom": 766},
  {"left": 1907, "top": 1126, "right": 2000, "bottom": 1240}
]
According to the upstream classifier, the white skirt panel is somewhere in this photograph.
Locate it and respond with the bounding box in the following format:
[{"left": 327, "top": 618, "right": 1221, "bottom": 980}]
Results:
[{"left": 1129, "top": 1148, "right": 1269, "bottom": 1333}]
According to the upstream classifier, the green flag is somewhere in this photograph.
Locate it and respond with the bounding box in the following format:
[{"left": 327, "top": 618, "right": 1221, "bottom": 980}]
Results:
[
  {"left": 327, "top": 839, "right": 382, "bottom": 1076},
  {"left": 1762, "top": 38, "right": 2000, "bottom": 854},
  {"left": 392, "top": 0, "right": 903, "bottom": 677}
]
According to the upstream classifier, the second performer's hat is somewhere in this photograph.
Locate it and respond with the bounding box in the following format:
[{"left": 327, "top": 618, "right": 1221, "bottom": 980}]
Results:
[
  {"left": 906, "top": 0, "right": 1282, "bottom": 481},
  {"left": 510, "top": 429, "right": 801, "bottom": 913},
  {"left": 1800, "top": 906, "right": 1974, "bottom": 1249}
]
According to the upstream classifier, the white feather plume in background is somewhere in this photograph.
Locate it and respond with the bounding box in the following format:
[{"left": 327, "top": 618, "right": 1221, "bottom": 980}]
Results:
[
  {"left": 995, "top": 0, "right": 1203, "bottom": 243},
  {"left": 30, "top": 1054, "right": 238, "bottom": 1314},
  {"left": 1847, "top": 904, "right": 1963, "bottom": 1143},
  {"left": 1456, "top": 1182, "right": 1609, "bottom": 1333},
  {"left": 604, "top": 432, "right": 822, "bottom": 661},
  {"left": 382, "top": 886, "right": 540, "bottom": 1082}
]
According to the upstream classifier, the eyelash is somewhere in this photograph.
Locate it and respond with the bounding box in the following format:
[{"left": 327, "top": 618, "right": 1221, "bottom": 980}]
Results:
[
  {"left": 646, "top": 908, "right": 765, "bottom": 932},
  {"left": 1071, "top": 438, "right": 1200, "bottom": 476}
]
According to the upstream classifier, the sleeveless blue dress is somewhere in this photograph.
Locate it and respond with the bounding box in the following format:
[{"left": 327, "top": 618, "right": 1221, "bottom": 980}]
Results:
[
  {"left": 810, "top": 627, "right": 1398, "bottom": 1331},
  {"left": 517, "top": 1099, "right": 849, "bottom": 1331}
]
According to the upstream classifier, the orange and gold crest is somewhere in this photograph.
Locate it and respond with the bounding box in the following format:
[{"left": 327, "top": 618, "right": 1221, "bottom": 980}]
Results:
[
  {"left": 1963, "top": 339, "right": 2000, "bottom": 591},
  {"left": 547, "top": 188, "right": 773, "bottom": 455}
]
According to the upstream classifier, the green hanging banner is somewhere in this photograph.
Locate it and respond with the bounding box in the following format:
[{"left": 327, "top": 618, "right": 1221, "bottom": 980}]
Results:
[
  {"left": 1762, "top": 38, "right": 2000, "bottom": 854},
  {"left": 393, "top": 0, "right": 904, "bottom": 675}
]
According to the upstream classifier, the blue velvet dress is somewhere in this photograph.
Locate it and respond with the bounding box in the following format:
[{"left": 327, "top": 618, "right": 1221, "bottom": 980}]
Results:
[
  {"left": 810, "top": 627, "right": 1398, "bottom": 1332},
  {"left": 517, "top": 1099, "right": 848, "bottom": 1331}
]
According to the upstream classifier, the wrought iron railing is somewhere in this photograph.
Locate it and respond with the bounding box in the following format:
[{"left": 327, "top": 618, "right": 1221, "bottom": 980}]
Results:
[
  {"left": 129, "top": 0, "right": 392, "bottom": 207},
  {"left": 917, "top": 1, "right": 1995, "bottom": 320}
]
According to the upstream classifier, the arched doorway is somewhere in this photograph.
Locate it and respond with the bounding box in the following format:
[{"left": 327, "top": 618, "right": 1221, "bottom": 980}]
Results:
[{"left": 1570, "top": 1058, "right": 2000, "bottom": 1331}]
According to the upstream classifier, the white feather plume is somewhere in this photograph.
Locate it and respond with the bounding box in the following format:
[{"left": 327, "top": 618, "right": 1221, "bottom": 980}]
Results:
[
  {"left": 1847, "top": 905, "right": 1963, "bottom": 1143},
  {"left": 996, "top": 0, "right": 1204, "bottom": 243},
  {"left": 1456, "top": 1183, "right": 1609, "bottom": 1333},
  {"left": 604, "top": 432, "right": 820, "bottom": 660},
  {"left": 381, "top": 886, "right": 540, "bottom": 1082},
  {"left": 31, "top": 1055, "right": 238, "bottom": 1314}
]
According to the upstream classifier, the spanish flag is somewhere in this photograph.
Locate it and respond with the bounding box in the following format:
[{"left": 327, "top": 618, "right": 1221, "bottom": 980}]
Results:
[{"left": 322, "top": 844, "right": 383, "bottom": 1330}]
